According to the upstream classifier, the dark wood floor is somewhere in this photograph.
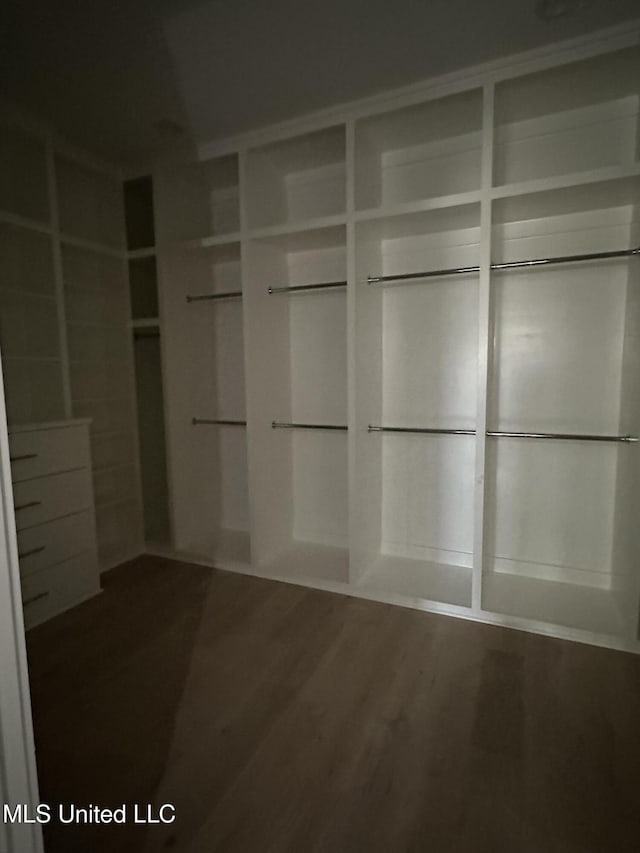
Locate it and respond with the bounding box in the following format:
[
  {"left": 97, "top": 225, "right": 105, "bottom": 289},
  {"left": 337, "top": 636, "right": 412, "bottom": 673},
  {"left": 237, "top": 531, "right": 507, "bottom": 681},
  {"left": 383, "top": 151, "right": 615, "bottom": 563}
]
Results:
[{"left": 26, "top": 555, "right": 640, "bottom": 853}]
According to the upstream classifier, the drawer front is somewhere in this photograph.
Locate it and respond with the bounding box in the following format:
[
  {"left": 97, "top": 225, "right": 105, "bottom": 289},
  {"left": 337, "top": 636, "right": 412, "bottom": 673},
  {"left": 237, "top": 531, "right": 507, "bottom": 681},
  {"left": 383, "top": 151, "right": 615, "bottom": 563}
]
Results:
[
  {"left": 9, "top": 425, "right": 90, "bottom": 483},
  {"left": 13, "top": 469, "right": 92, "bottom": 531},
  {"left": 22, "top": 552, "right": 100, "bottom": 630},
  {"left": 17, "top": 511, "right": 96, "bottom": 577}
]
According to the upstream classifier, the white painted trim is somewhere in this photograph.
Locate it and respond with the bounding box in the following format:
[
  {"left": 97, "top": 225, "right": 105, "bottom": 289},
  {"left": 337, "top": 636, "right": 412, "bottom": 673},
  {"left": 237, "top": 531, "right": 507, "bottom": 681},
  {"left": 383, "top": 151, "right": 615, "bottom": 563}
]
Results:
[
  {"left": 0, "top": 356, "right": 44, "bottom": 853},
  {"left": 472, "top": 83, "right": 495, "bottom": 613}
]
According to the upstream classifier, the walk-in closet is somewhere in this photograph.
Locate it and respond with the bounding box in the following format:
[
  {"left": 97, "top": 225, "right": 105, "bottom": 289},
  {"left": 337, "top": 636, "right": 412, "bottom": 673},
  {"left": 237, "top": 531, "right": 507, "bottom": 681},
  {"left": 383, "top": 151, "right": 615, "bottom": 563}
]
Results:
[
  {"left": 3, "top": 9, "right": 640, "bottom": 853},
  {"left": 1, "top": 23, "right": 639, "bottom": 648}
]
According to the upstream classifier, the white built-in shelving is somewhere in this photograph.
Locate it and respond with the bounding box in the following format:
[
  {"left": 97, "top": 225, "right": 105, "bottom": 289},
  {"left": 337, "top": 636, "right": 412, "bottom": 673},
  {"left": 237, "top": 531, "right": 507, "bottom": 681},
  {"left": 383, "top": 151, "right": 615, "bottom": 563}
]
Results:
[
  {"left": 153, "top": 28, "right": 640, "bottom": 652},
  {"left": 0, "top": 114, "right": 144, "bottom": 572},
  {"left": 3, "top": 24, "right": 639, "bottom": 652}
]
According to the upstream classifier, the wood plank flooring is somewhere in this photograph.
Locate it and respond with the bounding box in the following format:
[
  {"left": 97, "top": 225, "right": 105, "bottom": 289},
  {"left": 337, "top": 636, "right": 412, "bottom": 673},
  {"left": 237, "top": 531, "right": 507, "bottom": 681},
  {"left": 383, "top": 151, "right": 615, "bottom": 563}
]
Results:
[{"left": 25, "top": 555, "right": 640, "bottom": 853}]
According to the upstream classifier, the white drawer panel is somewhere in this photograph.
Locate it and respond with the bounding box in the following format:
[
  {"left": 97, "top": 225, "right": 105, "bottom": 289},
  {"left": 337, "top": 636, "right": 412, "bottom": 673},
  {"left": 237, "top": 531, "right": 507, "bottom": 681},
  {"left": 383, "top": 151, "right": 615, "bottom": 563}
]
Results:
[
  {"left": 13, "top": 469, "right": 92, "bottom": 530},
  {"left": 9, "top": 424, "right": 90, "bottom": 483},
  {"left": 17, "top": 511, "right": 96, "bottom": 577},
  {"left": 22, "top": 552, "right": 100, "bottom": 630}
]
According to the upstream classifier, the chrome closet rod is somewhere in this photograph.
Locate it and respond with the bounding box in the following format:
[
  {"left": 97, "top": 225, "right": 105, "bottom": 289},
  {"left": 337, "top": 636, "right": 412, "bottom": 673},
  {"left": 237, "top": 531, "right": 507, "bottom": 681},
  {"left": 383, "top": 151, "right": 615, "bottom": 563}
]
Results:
[
  {"left": 367, "top": 245, "right": 640, "bottom": 285},
  {"left": 186, "top": 291, "right": 243, "bottom": 303},
  {"left": 368, "top": 425, "right": 475, "bottom": 436},
  {"left": 487, "top": 431, "right": 638, "bottom": 443},
  {"left": 192, "top": 418, "right": 247, "bottom": 426},
  {"left": 272, "top": 421, "right": 348, "bottom": 431},
  {"left": 268, "top": 281, "right": 347, "bottom": 295}
]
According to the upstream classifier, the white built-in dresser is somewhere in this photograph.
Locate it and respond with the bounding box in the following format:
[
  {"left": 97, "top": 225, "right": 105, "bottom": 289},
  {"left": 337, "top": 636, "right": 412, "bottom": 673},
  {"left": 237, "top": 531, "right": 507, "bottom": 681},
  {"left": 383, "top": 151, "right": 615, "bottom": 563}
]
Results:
[{"left": 9, "top": 419, "right": 101, "bottom": 629}]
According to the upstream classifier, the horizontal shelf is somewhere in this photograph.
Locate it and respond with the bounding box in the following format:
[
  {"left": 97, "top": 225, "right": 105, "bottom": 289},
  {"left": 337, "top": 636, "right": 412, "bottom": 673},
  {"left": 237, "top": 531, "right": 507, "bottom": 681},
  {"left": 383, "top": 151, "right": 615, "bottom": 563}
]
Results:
[
  {"left": 165, "top": 233, "right": 241, "bottom": 252},
  {"left": 128, "top": 246, "right": 156, "bottom": 259},
  {"left": 482, "top": 572, "right": 627, "bottom": 638},
  {"left": 60, "top": 232, "right": 126, "bottom": 258},
  {"left": 491, "top": 162, "right": 640, "bottom": 201},
  {"left": 248, "top": 214, "right": 347, "bottom": 241},
  {"left": 354, "top": 189, "right": 483, "bottom": 223},
  {"left": 262, "top": 541, "right": 349, "bottom": 585},
  {"left": 0, "top": 287, "right": 57, "bottom": 302},
  {"left": 360, "top": 554, "right": 472, "bottom": 609},
  {"left": 0, "top": 209, "right": 53, "bottom": 235}
]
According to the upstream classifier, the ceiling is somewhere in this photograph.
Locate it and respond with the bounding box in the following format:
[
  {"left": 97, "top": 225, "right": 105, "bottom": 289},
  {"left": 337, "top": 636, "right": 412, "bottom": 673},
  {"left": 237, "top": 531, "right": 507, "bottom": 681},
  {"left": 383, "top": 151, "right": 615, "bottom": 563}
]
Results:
[{"left": 1, "top": 0, "right": 638, "bottom": 165}]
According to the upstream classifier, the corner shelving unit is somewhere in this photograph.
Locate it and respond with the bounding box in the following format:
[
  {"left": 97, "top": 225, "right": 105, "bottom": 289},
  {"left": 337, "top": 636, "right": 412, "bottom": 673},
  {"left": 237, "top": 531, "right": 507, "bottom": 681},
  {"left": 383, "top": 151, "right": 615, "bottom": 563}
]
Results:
[{"left": 58, "top": 154, "right": 144, "bottom": 570}]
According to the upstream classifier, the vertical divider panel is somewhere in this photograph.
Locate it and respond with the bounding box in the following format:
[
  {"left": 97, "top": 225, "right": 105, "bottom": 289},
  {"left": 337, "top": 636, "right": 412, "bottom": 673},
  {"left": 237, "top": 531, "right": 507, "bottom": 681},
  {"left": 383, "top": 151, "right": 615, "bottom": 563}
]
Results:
[
  {"left": 346, "top": 121, "right": 357, "bottom": 584},
  {"left": 152, "top": 166, "right": 178, "bottom": 552},
  {"left": 240, "top": 151, "right": 293, "bottom": 566},
  {"left": 121, "top": 247, "right": 146, "bottom": 553},
  {"left": 472, "top": 83, "right": 495, "bottom": 613},
  {"left": 46, "top": 139, "right": 72, "bottom": 419},
  {"left": 237, "top": 151, "right": 256, "bottom": 565}
]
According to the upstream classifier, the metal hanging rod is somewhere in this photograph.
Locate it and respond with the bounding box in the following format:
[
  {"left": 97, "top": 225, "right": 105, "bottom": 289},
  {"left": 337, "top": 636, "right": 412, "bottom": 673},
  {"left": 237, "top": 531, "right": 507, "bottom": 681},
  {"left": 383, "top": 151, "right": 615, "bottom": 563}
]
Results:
[
  {"left": 368, "top": 425, "right": 475, "bottom": 436},
  {"left": 367, "top": 246, "right": 640, "bottom": 286},
  {"left": 268, "top": 281, "right": 347, "bottom": 295},
  {"left": 272, "top": 421, "right": 348, "bottom": 431},
  {"left": 186, "top": 291, "right": 243, "bottom": 303},
  {"left": 192, "top": 418, "right": 247, "bottom": 426},
  {"left": 487, "top": 431, "right": 638, "bottom": 443}
]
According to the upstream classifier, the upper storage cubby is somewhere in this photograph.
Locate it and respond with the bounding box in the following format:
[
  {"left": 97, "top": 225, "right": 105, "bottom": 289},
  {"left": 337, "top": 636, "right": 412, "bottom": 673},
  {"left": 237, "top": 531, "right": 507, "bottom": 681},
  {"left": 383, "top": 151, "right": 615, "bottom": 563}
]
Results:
[
  {"left": 355, "top": 89, "right": 483, "bottom": 212},
  {"left": 155, "top": 154, "right": 239, "bottom": 244},
  {"left": 124, "top": 175, "right": 155, "bottom": 250},
  {"left": 56, "top": 156, "right": 124, "bottom": 249},
  {"left": 494, "top": 46, "right": 640, "bottom": 188},
  {"left": 0, "top": 124, "right": 50, "bottom": 223},
  {"left": 246, "top": 126, "right": 346, "bottom": 230}
]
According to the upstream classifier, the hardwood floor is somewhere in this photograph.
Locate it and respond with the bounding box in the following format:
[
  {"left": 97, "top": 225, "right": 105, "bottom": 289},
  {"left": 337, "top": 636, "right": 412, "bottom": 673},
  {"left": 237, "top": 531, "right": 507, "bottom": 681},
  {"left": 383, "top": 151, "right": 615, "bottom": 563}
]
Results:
[{"left": 26, "top": 555, "right": 640, "bottom": 853}]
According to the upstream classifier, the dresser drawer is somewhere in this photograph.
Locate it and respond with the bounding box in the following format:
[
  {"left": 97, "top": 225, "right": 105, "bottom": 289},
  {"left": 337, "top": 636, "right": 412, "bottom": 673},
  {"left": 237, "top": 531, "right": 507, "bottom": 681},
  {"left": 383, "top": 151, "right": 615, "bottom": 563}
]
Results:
[
  {"left": 21, "top": 552, "right": 100, "bottom": 630},
  {"left": 9, "top": 424, "right": 90, "bottom": 483},
  {"left": 17, "top": 511, "right": 96, "bottom": 577},
  {"left": 13, "top": 469, "right": 92, "bottom": 531}
]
